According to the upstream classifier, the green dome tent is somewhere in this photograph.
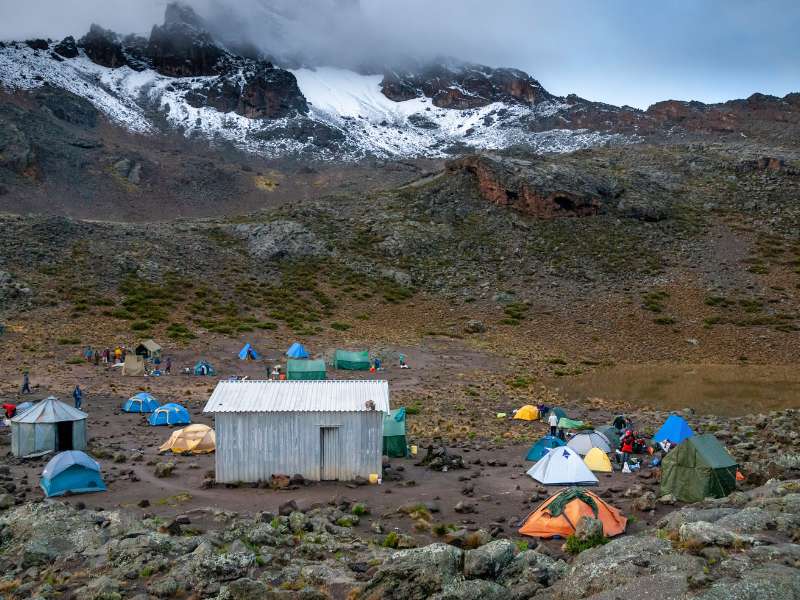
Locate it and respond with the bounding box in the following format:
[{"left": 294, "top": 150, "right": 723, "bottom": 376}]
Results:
[
  {"left": 660, "top": 434, "right": 738, "bottom": 502},
  {"left": 287, "top": 359, "right": 327, "bottom": 381},
  {"left": 334, "top": 349, "right": 370, "bottom": 370},
  {"left": 383, "top": 408, "right": 408, "bottom": 458}
]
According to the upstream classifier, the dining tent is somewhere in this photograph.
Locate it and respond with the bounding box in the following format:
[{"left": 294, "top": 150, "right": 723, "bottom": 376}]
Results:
[
  {"left": 660, "top": 434, "right": 737, "bottom": 502},
  {"left": 334, "top": 350, "right": 370, "bottom": 370},
  {"left": 287, "top": 359, "right": 326, "bottom": 381},
  {"left": 526, "top": 446, "right": 598, "bottom": 486}
]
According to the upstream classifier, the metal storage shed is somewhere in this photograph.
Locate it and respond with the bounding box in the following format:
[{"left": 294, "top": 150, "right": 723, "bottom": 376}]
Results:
[
  {"left": 203, "top": 380, "right": 389, "bottom": 483},
  {"left": 11, "top": 396, "right": 88, "bottom": 457}
]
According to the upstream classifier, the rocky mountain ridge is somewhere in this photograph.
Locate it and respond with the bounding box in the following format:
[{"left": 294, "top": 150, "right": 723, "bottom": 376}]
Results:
[{"left": 2, "top": 2, "right": 797, "bottom": 160}]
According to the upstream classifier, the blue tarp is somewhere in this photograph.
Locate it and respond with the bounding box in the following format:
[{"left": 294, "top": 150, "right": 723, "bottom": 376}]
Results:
[
  {"left": 286, "top": 342, "right": 310, "bottom": 359},
  {"left": 148, "top": 403, "right": 191, "bottom": 426},
  {"left": 40, "top": 451, "right": 106, "bottom": 497},
  {"left": 525, "top": 435, "right": 567, "bottom": 461},
  {"left": 238, "top": 343, "right": 260, "bottom": 360},
  {"left": 653, "top": 414, "right": 694, "bottom": 444},
  {"left": 123, "top": 392, "right": 160, "bottom": 413}
]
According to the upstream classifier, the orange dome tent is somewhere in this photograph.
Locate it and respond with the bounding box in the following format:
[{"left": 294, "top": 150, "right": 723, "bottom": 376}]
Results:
[
  {"left": 513, "top": 405, "right": 539, "bottom": 421},
  {"left": 159, "top": 424, "right": 216, "bottom": 455},
  {"left": 518, "top": 487, "right": 627, "bottom": 539}
]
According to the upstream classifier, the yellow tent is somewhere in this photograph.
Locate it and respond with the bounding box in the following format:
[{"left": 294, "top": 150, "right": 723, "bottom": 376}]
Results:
[
  {"left": 514, "top": 405, "right": 540, "bottom": 421},
  {"left": 584, "top": 447, "right": 613, "bottom": 472},
  {"left": 159, "top": 424, "right": 216, "bottom": 454}
]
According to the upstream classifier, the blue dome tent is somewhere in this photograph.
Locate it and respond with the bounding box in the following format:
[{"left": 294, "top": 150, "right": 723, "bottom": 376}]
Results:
[
  {"left": 123, "top": 392, "right": 160, "bottom": 413},
  {"left": 238, "top": 343, "right": 261, "bottom": 361},
  {"left": 40, "top": 451, "right": 106, "bottom": 497},
  {"left": 286, "top": 342, "right": 310, "bottom": 359},
  {"left": 653, "top": 414, "right": 694, "bottom": 445},
  {"left": 148, "top": 403, "right": 191, "bottom": 426},
  {"left": 525, "top": 435, "right": 567, "bottom": 461}
]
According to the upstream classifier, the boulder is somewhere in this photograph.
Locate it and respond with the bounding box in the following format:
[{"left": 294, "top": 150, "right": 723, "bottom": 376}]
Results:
[
  {"left": 463, "top": 539, "right": 516, "bottom": 579},
  {"left": 431, "top": 579, "right": 509, "bottom": 600},
  {"left": 464, "top": 320, "right": 486, "bottom": 334},
  {"left": 678, "top": 521, "right": 754, "bottom": 549},
  {"left": 632, "top": 491, "right": 657, "bottom": 512},
  {"left": 154, "top": 461, "right": 175, "bottom": 478},
  {"left": 574, "top": 516, "right": 604, "bottom": 541},
  {"left": 361, "top": 544, "right": 463, "bottom": 600},
  {"left": 224, "top": 577, "right": 267, "bottom": 599}
]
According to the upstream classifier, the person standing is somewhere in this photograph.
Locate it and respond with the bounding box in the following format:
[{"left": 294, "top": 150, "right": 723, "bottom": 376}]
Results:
[
  {"left": 73, "top": 385, "right": 83, "bottom": 409},
  {"left": 165, "top": 357, "right": 172, "bottom": 375},
  {"left": 93, "top": 350, "right": 100, "bottom": 366},
  {"left": 21, "top": 371, "right": 31, "bottom": 395},
  {"left": 620, "top": 430, "right": 635, "bottom": 467},
  {"left": 548, "top": 411, "right": 559, "bottom": 437}
]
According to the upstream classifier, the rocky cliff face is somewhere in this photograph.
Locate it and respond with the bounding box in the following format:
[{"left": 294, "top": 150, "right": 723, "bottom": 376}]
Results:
[
  {"left": 447, "top": 154, "right": 614, "bottom": 218},
  {"left": 74, "top": 4, "right": 307, "bottom": 120},
  {"left": 382, "top": 63, "right": 554, "bottom": 109}
]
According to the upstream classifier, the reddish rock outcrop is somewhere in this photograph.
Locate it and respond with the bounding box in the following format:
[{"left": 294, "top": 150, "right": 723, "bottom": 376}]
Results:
[{"left": 448, "top": 155, "right": 605, "bottom": 218}]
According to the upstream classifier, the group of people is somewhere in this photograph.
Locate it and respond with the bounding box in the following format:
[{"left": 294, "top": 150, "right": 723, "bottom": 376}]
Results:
[{"left": 82, "top": 345, "right": 126, "bottom": 366}]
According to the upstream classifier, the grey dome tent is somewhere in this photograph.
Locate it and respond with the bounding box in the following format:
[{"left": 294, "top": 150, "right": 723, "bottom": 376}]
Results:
[
  {"left": 11, "top": 396, "right": 88, "bottom": 457},
  {"left": 567, "top": 431, "right": 612, "bottom": 456}
]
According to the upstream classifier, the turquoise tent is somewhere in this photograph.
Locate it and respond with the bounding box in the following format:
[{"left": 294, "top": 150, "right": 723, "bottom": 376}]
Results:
[
  {"left": 40, "top": 451, "right": 106, "bottom": 497},
  {"left": 383, "top": 408, "right": 408, "bottom": 457},
  {"left": 193, "top": 360, "right": 216, "bottom": 376},
  {"left": 286, "top": 342, "right": 310, "bottom": 359},
  {"left": 334, "top": 349, "right": 370, "bottom": 370},
  {"left": 148, "top": 403, "right": 191, "bottom": 426},
  {"left": 123, "top": 392, "right": 160, "bottom": 413},
  {"left": 653, "top": 415, "right": 694, "bottom": 444},
  {"left": 238, "top": 343, "right": 260, "bottom": 361},
  {"left": 287, "top": 359, "right": 326, "bottom": 381},
  {"left": 525, "top": 435, "right": 566, "bottom": 461}
]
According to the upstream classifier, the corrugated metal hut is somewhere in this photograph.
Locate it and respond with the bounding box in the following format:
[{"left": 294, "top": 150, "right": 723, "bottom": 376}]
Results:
[
  {"left": 203, "top": 380, "right": 389, "bottom": 483},
  {"left": 11, "top": 396, "right": 88, "bottom": 457}
]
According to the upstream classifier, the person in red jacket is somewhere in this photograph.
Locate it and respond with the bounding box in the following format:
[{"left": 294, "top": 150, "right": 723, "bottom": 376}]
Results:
[
  {"left": 620, "top": 429, "right": 635, "bottom": 466},
  {"left": 3, "top": 403, "right": 16, "bottom": 419}
]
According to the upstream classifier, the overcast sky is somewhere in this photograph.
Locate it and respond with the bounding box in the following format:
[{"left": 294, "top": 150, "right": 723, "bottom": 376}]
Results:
[{"left": 0, "top": 0, "right": 797, "bottom": 109}]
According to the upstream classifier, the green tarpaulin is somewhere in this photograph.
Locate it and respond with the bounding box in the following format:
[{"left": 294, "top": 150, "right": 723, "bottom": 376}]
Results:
[
  {"left": 660, "top": 434, "right": 737, "bottom": 503},
  {"left": 287, "top": 359, "right": 326, "bottom": 381},
  {"left": 558, "top": 417, "right": 584, "bottom": 430},
  {"left": 383, "top": 408, "right": 407, "bottom": 457},
  {"left": 334, "top": 349, "right": 370, "bottom": 370}
]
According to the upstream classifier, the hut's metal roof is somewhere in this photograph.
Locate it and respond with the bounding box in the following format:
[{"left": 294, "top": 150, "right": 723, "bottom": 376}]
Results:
[
  {"left": 11, "top": 396, "right": 87, "bottom": 423},
  {"left": 203, "top": 380, "right": 390, "bottom": 414}
]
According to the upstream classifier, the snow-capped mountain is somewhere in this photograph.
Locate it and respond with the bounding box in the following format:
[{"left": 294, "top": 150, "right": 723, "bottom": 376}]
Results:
[{"left": 1, "top": 3, "right": 797, "bottom": 161}]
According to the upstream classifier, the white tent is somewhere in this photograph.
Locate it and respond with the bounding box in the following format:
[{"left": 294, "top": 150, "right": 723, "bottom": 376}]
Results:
[
  {"left": 567, "top": 431, "right": 612, "bottom": 456},
  {"left": 526, "top": 446, "right": 599, "bottom": 486}
]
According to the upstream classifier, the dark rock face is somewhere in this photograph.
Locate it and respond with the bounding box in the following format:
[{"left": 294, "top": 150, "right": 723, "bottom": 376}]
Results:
[
  {"left": 146, "top": 17, "right": 226, "bottom": 77},
  {"left": 74, "top": 3, "right": 308, "bottom": 120},
  {"left": 53, "top": 36, "right": 79, "bottom": 58},
  {"left": 35, "top": 86, "right": 98, "bottom": 128},
  {"left": 78, "top": 24, "right": 130, "bottom": 69},
  {"left": 186, "top": 66, "right": 308, "bottom": 119},
  {"left": 382, "top": 63, "right": 553, "bottom": 109},
  {"left": 448, "top": 154, "right": 609, "bottom": 218},
  {"left": 25, "top": 39, "right": 50, "bottom": 51}
]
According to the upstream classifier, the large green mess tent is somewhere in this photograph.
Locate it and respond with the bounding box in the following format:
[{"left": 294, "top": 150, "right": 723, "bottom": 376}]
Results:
[
  {"left": 383, "top": 408, "right": 407, "bottom": 457},
  {"left": 334, "top": 349, "right": 370, "bottom": 370},
  {"left": 286, "top": 359, "right": 327, "bottom": 381},
  {"left": 660, "top": 434, "right": 738, "bottom": 502}
]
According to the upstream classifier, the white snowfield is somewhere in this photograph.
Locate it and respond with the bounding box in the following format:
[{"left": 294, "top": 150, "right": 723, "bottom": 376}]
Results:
[{"left": 0, "top": 43, "right": 627, "bottom": 159}]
